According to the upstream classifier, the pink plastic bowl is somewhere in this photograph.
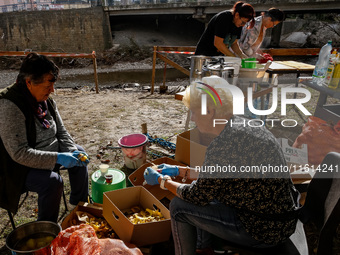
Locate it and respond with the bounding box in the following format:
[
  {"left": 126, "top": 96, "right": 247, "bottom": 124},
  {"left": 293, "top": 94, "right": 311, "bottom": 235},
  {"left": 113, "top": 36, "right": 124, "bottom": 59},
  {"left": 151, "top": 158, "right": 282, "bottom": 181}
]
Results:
[{"left": 118, "top": 134, "right": 148, "bottom": 148}]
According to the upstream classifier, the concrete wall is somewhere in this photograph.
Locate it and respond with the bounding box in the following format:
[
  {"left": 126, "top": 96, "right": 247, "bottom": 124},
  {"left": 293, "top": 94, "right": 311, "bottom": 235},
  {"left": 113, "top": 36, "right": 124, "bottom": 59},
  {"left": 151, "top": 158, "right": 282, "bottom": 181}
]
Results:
[{"left": 0, "top": 7, "right": 112, "bottom": 53}]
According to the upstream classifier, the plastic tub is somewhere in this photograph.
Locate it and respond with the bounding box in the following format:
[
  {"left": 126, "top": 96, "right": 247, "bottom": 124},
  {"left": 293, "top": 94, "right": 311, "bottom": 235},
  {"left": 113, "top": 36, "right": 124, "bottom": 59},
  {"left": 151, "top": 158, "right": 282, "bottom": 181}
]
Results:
[
  {"left": 239, "top": 61, "right": 272, "bottom": 83},
  {"left": 118, "top": 133, "right": 148, "bottom": 169}
]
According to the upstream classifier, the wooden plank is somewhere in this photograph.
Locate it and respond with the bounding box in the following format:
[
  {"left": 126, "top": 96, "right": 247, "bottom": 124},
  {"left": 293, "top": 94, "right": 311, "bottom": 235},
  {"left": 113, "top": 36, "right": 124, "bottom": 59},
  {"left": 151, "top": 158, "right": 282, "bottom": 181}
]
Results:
[
  {"left": 151, "top": 46, "right": 157, "bottom": 94},
  {"left": 158, "top": 46, "right": 320, "bottom": 56},
  {"left": 252, "top": 87, "right": 273, "bottom": 100},
  {"left": 267, "top": 61, "right": 297, "bottom": 71},
  {"left": 262, "top": 48, "right": 320, "bottom": 56},
  {"left": 274, "top": 61, "right": 315, "bottom": 71},
  {"left": 175, "top": 91, "right": 185, "bottom": 101},
  {"left": 150, "top": 47, "right": 320, "bottom": 56},
  {"left": 155, "top": 47, "right": 320, "bottom": 56},
  {"left": 92, "top": 57, "right": 99, "bottom": 94},
  {"left": 0, "top": 51, "right": 98, "bottom": 93},
  {"left": 156, "top": 46, "right": 196, "bottom": 52},
  {"left": 162, "top": 60, "right": 167, "bottom": 91},
  {"left": 0, "top": 51, "right": 94, "bottom": 58},
  {"left": 156, "top": 52, "right": 190, "bottom": 76}
]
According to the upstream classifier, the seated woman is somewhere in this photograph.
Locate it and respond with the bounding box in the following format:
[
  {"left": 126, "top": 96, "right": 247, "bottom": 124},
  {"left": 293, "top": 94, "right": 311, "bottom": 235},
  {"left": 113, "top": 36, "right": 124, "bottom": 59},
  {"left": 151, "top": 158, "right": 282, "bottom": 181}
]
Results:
[
  {"left": 238, "top": 8, "right": 285, "bottom": 58},
  {"left": 0, "top": 53, "right": 90, "bottom": 222},
  {"left": 143, "top": 76, "right": 300, "bottom": 254}
]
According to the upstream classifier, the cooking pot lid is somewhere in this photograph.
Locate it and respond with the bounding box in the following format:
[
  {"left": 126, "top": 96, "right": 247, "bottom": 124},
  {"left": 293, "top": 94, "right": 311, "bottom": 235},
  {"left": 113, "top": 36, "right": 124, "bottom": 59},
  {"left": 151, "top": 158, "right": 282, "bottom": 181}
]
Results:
[{"left": 207, "top": 63, "right": 235, "bottom": 71}]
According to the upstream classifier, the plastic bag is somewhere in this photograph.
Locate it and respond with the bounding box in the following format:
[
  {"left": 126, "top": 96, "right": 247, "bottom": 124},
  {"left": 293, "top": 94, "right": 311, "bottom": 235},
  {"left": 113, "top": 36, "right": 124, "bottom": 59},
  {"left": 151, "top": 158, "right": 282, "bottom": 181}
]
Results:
[
  {"left": 293, "top": 116, "right": 340, "bottom": 165},
  {"left": 36, "top": 224, "right": 142, "bottom": 255},
  {"left": 257, "top": 53, "right": 273, "bottom": 64}
]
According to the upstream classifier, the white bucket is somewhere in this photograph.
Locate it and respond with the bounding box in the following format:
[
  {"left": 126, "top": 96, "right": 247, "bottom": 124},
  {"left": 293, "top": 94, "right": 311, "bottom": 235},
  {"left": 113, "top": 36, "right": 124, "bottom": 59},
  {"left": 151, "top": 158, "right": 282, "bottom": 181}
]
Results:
[{"left": 118, "top": 134, "right": 148, "bottom": 169}]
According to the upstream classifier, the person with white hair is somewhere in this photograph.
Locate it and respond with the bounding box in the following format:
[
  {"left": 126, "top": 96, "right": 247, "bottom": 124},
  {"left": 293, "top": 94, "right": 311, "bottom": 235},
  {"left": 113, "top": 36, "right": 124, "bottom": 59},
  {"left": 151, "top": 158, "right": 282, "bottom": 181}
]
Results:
[{"left": 143, "top": 76, "right": 300, "bottom": 255}]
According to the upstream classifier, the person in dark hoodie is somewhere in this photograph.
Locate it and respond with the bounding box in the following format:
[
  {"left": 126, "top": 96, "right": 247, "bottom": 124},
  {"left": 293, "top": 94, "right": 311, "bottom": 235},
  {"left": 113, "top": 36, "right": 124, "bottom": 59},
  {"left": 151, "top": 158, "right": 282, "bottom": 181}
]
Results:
[{"left": 0, "top": 52, "right": 89, "bottom": 222}]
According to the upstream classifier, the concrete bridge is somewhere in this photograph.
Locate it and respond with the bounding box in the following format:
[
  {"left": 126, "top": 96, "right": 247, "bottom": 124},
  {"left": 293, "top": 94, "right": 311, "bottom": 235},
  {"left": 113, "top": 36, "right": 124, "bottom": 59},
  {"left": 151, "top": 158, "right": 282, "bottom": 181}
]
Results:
[
  {"left": 104, "top": 0, "right": 340, "bottom": 17},
  {"left": 1, "top": 0, "right": 339, "bottom": 54},
  {"left": 104, "top": 0, "right": 340, "bottom": 52}
]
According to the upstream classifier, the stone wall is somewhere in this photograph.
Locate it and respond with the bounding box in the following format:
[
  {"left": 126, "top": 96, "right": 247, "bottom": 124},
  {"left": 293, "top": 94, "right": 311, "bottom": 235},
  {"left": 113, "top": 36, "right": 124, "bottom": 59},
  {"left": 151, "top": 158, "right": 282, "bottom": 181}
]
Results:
[{"left": 0, "top": 7, "right": 112, "bottom": 53}]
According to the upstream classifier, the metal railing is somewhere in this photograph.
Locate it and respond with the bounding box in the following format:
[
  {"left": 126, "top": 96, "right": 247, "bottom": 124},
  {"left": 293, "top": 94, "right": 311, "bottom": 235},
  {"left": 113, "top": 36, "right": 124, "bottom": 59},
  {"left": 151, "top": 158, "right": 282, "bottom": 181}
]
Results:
[
  {"left": 0, "top": 0, "right": 95, "bottom": 13},
  {"left": 108, "top": 0, "right": 226, "bottom": 4},
  {"left": 0, "top": 0, "right": 229, "bottom": 12},
  {"left": 1, "top": 0, "right": 340, "bottom": 12}
]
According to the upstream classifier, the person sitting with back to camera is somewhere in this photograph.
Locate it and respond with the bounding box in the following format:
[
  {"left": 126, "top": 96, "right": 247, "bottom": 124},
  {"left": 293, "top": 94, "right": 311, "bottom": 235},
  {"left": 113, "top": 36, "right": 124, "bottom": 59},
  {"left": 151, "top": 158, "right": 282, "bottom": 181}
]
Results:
[
  {"left": 195, "top": 1, "right": 255, "bottom": 58},
  {"left": 143, "top": 76, "right": 301, "bottom": 255},
  {"left": 238, "top": 7, "right": 285, "bottom": 59},
  {"left": 0, "top": 52, "right": 90, "bottom": 222}
]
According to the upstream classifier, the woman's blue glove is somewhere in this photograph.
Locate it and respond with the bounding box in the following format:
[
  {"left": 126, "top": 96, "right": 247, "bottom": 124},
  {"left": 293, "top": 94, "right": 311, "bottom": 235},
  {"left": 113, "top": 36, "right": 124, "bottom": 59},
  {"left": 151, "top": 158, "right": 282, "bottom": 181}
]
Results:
[
  {"left": 57, "top": 151, "right": 88, "bottom": 168},
  {"left": 72, "top": 150, "right": 90, "bottom": 164},
  {"left": 157, "top": 163, "right": 179, "bottom": 177},
  {"left": 144, "top": 167, "right": 162, "bottom": 186}
]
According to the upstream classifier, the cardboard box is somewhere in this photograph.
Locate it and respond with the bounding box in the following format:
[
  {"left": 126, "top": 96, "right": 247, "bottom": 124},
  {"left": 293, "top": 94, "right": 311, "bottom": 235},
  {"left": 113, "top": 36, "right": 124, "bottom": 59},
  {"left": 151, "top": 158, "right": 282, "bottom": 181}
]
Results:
[
  {"left": 61, "top": 202, "right": 103, "bottom": 230},
  {"left": 277, "top": 138, "right": 308, "bottom": 168},
  {"left": 128, "top": 157, "right": 195, "bottom": 202},
  {"left": 290, "top": 167, "right": 313, "bottom": 184},
  {"left": 103, "top": 186, "right": 172, "bottom": 247},
  {"left": 175, "top": 128, "right": 211, "bottom": 167},
  {"left": 277, "top": 138, "right": 311, "bottom": 184}
]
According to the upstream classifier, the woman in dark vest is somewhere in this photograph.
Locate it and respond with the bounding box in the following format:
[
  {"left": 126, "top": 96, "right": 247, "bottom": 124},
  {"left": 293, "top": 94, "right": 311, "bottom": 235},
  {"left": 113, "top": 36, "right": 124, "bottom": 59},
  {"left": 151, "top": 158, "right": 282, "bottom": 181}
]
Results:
[
  {"left": 0, "top": 53, "right": 89, "bottom": 222},
  {"left": 195, "top": 1, "right": 255, "bottom": 58}
]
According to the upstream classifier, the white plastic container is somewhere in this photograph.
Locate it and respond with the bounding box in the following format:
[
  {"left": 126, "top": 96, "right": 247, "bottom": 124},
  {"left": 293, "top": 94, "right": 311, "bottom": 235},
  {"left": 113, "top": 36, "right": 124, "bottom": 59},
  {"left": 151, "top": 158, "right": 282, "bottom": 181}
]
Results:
[
  {"left": 312, "top": 41, "right": 332, "bottom": 85},
  {"left": 99, "top": 164, "right": 109, "bottom": 176},
  {"left": 238, "top": 61, "right": 272, "bottom": 84}
]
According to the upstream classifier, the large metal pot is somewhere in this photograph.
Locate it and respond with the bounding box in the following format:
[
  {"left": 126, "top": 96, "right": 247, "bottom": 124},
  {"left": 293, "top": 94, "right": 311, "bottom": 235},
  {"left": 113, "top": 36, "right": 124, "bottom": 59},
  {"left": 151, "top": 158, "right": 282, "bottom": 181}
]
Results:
[
  {"left": 6, "top": 221, "right": 61, "bottom": 254},
  {"left": 208, "top": 57, "right": 241, "bottom": 85},
  {"left": 207, "top": 63, "right": 235, "bottom": 85},
  {"left": 189, "top": 55, "right": 213, "bottom": 83},
  {"left": 190, "top": 55, "right": 242, "bottom": 84}
]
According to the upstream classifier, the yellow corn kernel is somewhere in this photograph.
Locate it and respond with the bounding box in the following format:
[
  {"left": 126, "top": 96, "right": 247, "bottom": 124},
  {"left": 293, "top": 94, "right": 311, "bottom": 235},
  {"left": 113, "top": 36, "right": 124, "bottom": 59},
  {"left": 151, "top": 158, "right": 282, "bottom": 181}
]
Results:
[{"left": 78, "top": 153, "right": 88, "bottom": 162}]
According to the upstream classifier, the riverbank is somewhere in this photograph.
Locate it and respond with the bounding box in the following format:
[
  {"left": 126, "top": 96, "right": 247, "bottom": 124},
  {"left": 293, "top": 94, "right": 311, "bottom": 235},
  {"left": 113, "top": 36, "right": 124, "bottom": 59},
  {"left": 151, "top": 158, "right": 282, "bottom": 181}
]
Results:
[{"left": 0, "top": 55, "right": 190, "bottom": 91}]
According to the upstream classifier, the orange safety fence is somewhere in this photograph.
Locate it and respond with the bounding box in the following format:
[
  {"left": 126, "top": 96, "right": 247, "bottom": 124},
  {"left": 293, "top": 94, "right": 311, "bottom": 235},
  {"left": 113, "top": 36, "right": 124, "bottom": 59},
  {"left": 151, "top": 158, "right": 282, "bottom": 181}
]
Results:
[{"left": 0, "top": 51, "right": 99, "bottom": 93}]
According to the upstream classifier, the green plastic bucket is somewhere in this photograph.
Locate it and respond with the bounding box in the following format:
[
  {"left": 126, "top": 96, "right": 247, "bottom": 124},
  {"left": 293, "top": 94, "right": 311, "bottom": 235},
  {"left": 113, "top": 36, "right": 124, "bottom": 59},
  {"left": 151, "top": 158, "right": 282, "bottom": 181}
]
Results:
[
  {"left": 91, "top": 169, "right": 126, "bottom": 204},
  {"left": 242, "top": 58, "right": 257, "bottom": 69}
]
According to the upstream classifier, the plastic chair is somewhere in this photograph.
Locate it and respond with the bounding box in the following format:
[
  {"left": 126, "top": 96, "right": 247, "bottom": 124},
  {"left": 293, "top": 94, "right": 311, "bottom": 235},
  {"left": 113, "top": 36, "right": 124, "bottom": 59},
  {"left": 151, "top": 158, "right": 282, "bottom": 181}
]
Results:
[
  {"left": 7, "top": 166, "right": 68, "bottom": 230},
  {"left": 214, "top": 221, "right": 307, "bottom": 255},
  {"left": 215, "top": 151, "right": 340, "bottom": 255}
]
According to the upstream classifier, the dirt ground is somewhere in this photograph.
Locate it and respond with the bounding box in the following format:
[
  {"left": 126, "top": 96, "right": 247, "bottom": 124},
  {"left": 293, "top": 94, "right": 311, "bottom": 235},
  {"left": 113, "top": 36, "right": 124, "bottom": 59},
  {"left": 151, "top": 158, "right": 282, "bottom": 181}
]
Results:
[{"left": 0, "top": 57, "right": 339, "bottom": 254}]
